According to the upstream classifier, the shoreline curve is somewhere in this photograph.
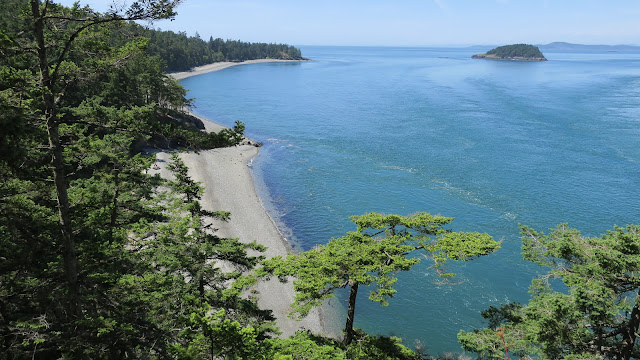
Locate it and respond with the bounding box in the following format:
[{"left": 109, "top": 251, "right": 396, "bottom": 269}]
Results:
[
  {"left": 169, "top": 59, "right": 309, "bottom": 80},
  {"left": 164, "top": 62, "right": 341, "bottom": 339}
]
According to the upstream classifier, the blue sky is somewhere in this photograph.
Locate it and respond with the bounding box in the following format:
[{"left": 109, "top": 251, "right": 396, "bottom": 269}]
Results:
[{"left": 58, "top": 0, "right": 640, "bottom": 46}]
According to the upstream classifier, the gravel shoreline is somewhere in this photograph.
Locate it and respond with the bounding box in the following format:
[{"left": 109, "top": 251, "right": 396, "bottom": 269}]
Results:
[
  {"left": 161, "top": 63, "right": 340, "bottom": 338},
  {"left": 169, "top": 59, "right": 308, "bottom": 80}
]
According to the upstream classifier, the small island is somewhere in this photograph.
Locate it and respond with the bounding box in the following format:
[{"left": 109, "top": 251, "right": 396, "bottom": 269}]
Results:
[{"left": 472, "top": 44, "right": 547, "bottom": 61}]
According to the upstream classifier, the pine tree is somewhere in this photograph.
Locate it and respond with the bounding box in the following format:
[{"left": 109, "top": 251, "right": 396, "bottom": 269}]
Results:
[{"left": 264, "top": 212, "right": 500, "bottom": 345}]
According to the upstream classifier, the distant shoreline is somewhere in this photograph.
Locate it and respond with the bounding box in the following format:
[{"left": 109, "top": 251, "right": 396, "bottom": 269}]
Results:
[{"left": 168, "top": 58, "right": 309, "bottom": 80}]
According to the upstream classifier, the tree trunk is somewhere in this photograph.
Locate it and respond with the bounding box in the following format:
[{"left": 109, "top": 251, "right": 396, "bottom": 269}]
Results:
[
  {"left": 197, "top": 271, "right": 205, "bottom": 299},
  {"left": 47, "top": 116, "right": 80, "bottom": 317},
  {"left": 343, "top": 282, "right": 359, "bottom": 345},
  {"left": 31, "top": 0, "right": 80, "bottom": 319},
  {"left": 109, "top": 168, "right": 120, "bottom": 243},
  {"left": 620, "top": 291, "right": 640, "bottom": 360}
]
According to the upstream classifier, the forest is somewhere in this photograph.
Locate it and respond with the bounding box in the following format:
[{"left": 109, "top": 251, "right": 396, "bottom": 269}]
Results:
[
  {"left": 2, "top": 1, "right": 640, "bottom": 359},
  {"left": 146, "top": 30, "right": 305, "bottom": 71},
  {"left": 486, "top": 44, "right": 545, "bottom": 58}
]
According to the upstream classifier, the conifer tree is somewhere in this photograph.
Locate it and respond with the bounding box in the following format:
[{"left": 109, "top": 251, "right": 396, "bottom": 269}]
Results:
[
  {"left": 0, "top": 1, "right": 247, "bottom": 357},
  {"left": 265, "top": 212, "right": 500, "bottom": 345},
  {"left": 459, "top": 224, "right": 640, "bottom": 360}
]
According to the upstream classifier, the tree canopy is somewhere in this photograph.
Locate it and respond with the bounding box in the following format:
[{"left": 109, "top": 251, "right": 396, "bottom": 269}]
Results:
[
  {"left": 0, "top": 1, "right": 257, "bottom": 358},
  {"left": 147, "top": 30, "right": 305, "bottom": 71},
  {"left": 112, "top": 22, "right": 306, "bottom": 72},
  {"left": 459, "top": 223, "right": 640, "bottom": 360},
  {"left": 264, "top": 212, "right": 501, "bottom": 345}
]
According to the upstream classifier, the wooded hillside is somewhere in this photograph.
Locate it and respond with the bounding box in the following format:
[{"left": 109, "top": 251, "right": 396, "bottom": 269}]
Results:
[{"left": 145, "top": 29, "right": 305, "bottom": 71}]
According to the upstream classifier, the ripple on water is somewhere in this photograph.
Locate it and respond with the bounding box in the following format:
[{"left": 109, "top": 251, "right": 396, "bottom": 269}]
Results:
[{"left": 186, "top": 46, "right": 640, "bottom": 354}]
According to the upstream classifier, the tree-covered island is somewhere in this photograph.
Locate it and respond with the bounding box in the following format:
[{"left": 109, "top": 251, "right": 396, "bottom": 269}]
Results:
[{"left": 472, "top": 44, "right": 547, "bottom": 61}]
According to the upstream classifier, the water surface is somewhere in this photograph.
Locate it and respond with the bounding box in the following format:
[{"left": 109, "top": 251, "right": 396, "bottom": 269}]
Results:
[{"left": 181, "top": 46, "right": 640, "bottom": 354}]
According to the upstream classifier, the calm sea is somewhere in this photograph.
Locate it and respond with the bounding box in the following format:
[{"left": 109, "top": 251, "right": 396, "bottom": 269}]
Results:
[{"left": 180, "top": 46, "right": 640, "bottom": 354}]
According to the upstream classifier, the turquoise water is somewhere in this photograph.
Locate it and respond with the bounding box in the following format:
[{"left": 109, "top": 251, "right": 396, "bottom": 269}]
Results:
[{"left": 180, "top": 46, "right": 640, "bottom": 354}]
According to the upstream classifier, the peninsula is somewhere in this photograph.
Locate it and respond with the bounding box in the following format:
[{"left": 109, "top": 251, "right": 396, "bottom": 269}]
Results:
[{"left": 472, "top": 44, "right": 547, "bottom": 61}]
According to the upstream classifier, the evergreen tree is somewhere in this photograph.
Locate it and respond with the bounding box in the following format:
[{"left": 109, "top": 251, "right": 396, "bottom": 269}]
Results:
[
  {"left": 134, "top": 154, "right": 274, "bottom": 359},
  {"left": 142, "top": 28, "right": 306, "bottom": 71},
  {"left": 0, "top": 1, "right": 249, "bottom": 357},
  {"left": 264, "top": 212, "right": 500, "bottom": 345},
  {"left": 459, "top": 224, "right": 640, "bottom": 360}
]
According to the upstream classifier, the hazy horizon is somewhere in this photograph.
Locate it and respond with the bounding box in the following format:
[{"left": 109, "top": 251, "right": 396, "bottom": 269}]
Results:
[{"left": 56, "top": 0, "right": 640, "bottom": 47}]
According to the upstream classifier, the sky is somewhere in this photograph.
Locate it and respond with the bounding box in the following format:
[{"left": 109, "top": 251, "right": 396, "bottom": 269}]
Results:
[{"left": 56, "top": 0, "right": 640, "bottom": 46}]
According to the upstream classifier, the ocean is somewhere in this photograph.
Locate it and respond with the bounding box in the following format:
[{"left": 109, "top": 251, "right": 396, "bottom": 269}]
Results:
[{"left": 180, "top": 46, "right": 640, "bottom": 355}]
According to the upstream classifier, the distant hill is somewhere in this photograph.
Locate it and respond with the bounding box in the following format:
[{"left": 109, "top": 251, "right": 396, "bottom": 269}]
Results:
[
  {"left": 469, "top": 42, "right": 640, "bottom": 52},
  {"left": 538, "top": 42, "right": 640, "bottom": 51},
  {"left": 472, "top": 44, "right": 547, "bottom": 61}
]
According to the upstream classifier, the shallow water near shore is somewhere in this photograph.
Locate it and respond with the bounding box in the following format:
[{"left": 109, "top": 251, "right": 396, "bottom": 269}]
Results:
[{"left": 180, "top": 46, "right": 640, "bottom": 354}]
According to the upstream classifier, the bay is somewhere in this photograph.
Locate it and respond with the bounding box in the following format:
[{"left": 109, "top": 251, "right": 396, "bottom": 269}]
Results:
[{"left": 180, "top": 46, "right": 640, "bottom": 354}]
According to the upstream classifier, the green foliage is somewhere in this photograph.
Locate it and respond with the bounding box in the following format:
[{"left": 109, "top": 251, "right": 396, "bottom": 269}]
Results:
[
  {"left": 485, "top": 44, "right": 545, "bottom": 59},
  {"left": 343, "top": 330, "right": 423, "bottom": 360},
  {"left": 264, "top": 213, "right": 426, "bottom": 319},
  {"left": 459, "top": 224, "right": 640, "bottom": 360},
  {"left": 199, "top": 120, "right": 247, "bottom": 148},
  {"left": 175, "top": 308, "right": 266, "bottom": 360},
  {"left": 0, "top": 1, "right": 265, "bottom": 358},
  {"left": 145, "top": 29, "right": 305, "bottom": 71},
  {"left": 267, "top": 331, "right": 348, "bottom": 360},
  {"left": 264, "top": 212, "right": 499, "bottom": 345},
  {"left": 266, "top": 330, "right": 425, "bottom": 360}
]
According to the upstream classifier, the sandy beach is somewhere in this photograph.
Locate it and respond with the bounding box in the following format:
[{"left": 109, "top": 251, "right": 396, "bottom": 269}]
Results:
[
  {"left": 158, "top": 63, "right": 339, "bottom": 338},
  {"left": 169, "top": 59, "right": 307, "bottom": 80}
]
